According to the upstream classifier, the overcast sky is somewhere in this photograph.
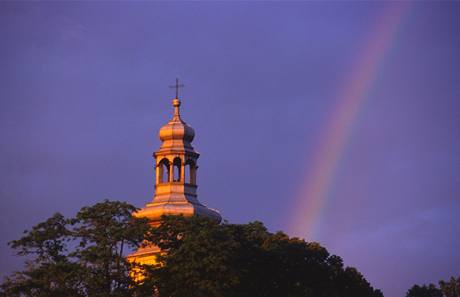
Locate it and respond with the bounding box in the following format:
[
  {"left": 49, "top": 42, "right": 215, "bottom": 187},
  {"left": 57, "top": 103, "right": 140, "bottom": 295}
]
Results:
[{"left": 1, "top": 2, "right": 459, "bottom": 297}]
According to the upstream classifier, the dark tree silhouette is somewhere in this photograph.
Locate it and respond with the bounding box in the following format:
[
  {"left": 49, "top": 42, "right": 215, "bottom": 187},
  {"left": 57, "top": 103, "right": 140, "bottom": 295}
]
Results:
[
  {"left": 407, "top": 277, "right": 460, "bottom": 297},
  {"left": 0, "top": 200, "right": 153, "bottom": 297},
  {"left": 439, "top": 277, "right": 460, "bottom": 297},
  {"left": 148, "top": 215, "right": 384, "bottom": 297},
  {"left": 406, "top": 284, "right": 443, "bottom": 297},
  {"left": 1, "top": 201, "right": 384, "bottom": 297}
]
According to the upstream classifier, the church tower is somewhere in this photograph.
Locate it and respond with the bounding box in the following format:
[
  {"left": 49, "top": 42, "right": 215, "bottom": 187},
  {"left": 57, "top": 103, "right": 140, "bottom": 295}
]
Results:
[{"left": 128, "top": 83, "right": 221, "bottom": 265}]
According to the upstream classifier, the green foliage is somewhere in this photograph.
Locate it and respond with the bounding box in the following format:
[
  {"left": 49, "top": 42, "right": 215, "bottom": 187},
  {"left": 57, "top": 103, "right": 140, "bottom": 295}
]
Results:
[
  {"left": 439, "top": 277, "right": 460, "bottom": 297},
  {"left": 407, "top": 277, "right": 460, "bottom": 297},
  {"left": 1, "top": 202, "right": 384, "bottom": 297},
  {"left": 0, "top": 200, "right": 152, "bottom": 297},
  {"left": 148, "top": 215, "right": 384, "bottom": 297},
  {"left": 71, "top": 201, "right": 151, "bottom": 296},
  {"left": 406, "top": 284, "right": 443, "bottom": 297}
]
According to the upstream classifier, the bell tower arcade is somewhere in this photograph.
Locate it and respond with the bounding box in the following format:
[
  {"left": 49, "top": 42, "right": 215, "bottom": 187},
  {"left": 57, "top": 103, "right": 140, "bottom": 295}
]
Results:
[
  {"left": 132, "top": 87, "right": 221, "bottom": 227},
  {"left": 150, "top": 98, "right": 202, "bottom": 211}
]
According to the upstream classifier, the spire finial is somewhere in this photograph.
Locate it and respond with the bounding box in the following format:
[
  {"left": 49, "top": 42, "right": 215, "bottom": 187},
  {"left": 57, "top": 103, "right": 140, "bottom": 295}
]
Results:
[
  {"left": 172, "top": 98, "right": 181, "bottom": 119},
  {"left": 169, "top": 78, "right": 184, "bottom": 99},
  {"left": 169, "top": 78, "right": 184, "bottom": 120}
]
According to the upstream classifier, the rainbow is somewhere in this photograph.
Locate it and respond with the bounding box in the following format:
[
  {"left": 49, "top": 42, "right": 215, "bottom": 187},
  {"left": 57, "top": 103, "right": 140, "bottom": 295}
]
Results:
[{"left": 288, "top": 3, "right": 410, "bottom": 239}]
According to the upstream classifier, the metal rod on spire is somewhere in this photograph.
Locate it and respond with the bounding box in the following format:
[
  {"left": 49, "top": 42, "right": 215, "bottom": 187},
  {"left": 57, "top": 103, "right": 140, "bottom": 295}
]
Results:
[{"left": 169, "top": 78, "right": 184, "bottom": 99}]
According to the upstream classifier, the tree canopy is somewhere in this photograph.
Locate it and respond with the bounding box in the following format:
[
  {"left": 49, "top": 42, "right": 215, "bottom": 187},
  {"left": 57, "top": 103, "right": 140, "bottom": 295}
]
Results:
[
  {"left": 1, "top": 200, "right": 384, "bottom": 297},
  {"left": 0, "top": 200, "right": 153, "bottom": 297},
  {"left": 145, "top": 215, "right": 384, "bottom": 297},
  {"left": 407, "top": 277, "right": 460, "bottom": 297}
]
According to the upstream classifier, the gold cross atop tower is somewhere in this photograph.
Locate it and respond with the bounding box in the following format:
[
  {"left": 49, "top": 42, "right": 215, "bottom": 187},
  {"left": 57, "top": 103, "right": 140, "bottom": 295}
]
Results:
[{"left": 169, "top": 78, "right": 184, "bottom": 99}]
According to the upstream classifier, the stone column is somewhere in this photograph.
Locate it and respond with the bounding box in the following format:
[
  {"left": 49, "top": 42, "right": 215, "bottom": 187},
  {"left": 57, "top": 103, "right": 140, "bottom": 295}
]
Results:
[
  {"left": 155, "top": 164, "right": 160, "bottom": 184},
  {"left": 180, "top": 162, "right": 185, "bottom": 182},
  {"left": 190, "top": 164, "right": 197, "bottom": 185},
  {"left": 169, "top": 162, "right": 174, "bottom": 183}
]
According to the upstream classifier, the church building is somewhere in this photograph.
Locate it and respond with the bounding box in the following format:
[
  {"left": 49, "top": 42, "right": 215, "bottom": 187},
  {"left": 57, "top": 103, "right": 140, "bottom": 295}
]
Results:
[{"left": 128, "top": 84, "right": 221, "bottom": 265}]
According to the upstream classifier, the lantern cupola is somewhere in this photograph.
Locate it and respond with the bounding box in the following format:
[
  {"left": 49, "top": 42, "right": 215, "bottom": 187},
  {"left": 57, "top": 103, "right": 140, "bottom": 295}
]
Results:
[{"left": 134, "top": 96, "right": 221, "bottom": 225}]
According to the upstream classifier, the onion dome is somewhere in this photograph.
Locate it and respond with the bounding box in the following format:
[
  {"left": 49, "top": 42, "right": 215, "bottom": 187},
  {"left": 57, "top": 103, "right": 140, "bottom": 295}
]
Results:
[{"left": 158, "top": 99, "right": 195, "bottom": 150}]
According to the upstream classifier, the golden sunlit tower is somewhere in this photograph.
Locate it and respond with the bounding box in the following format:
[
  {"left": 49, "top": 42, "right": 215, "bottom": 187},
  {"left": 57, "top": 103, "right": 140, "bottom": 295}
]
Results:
[{"left": 128, "top": 79, "right": 221, "bottom": 266}]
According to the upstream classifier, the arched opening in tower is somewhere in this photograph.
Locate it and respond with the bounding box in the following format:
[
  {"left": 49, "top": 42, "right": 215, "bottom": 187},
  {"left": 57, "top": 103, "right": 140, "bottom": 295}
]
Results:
[
  {"left": 185, "top": 159, "right": 196, "bottom": 185},
  {"left": 158, "top": 158, "right": 170, "bottom": 183},
  {"left": 173, "top": 157, "right": 181, "bottom": 182}
]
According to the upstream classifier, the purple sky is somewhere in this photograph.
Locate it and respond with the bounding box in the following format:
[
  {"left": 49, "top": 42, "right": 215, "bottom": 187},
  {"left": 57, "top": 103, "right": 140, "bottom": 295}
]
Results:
[{"left": 1, "top": 2, "right": 459, "bottom": 297}]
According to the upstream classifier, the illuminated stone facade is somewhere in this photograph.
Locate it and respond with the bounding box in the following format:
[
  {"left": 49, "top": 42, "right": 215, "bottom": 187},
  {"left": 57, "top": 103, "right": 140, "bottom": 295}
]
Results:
[{"left": 127, "top": 96, "right": 221, "bottom": 266}]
